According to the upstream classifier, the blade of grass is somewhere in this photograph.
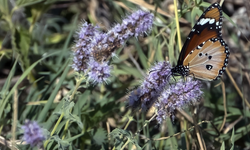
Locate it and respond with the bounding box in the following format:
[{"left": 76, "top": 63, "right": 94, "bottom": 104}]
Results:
[
  {"left": 173, "top": 0, "right": 182, "bottom": 52},
  {"left": 226, "top": 68, "right": 250, "bottom": 108},
  {"left": 1, "top": 56, "right": 18, "bottom": 94},
  {"left": 0, "top": 52, "right": 60, "bottom": 118},
  {"left": 219, "top": 80, "right": 227, "bottom": 132},
  {"left": 37, "top": 58, "right": 71, "bottom": 122},
  {"left": 57, "top": 15, "right": 78, "bottom": 64}
]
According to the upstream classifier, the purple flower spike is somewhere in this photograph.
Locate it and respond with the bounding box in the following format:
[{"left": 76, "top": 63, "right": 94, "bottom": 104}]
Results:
[
  {"left": 72, "top": 10, "right": 153, "bottom": 84},
  {"left": 122, "top": 10, "right": 154, "bottom": 37},
  {"left": 72, "top": 22, "right": 100, "bottom": 72},
  {"left": 92, "top": 10, "right": 154, "bottom": 62},
  {"left": 21, "top": 120, "right": 46, "bottom": 148},
  {"left": 87, "top": 58, "right": 112, "bottom": 84},
  {"left": 155, "top": 77, "right": 203, "bottom": 124},
  {"left": 128, "top": 61, "right": 172, "bottom": 111}
]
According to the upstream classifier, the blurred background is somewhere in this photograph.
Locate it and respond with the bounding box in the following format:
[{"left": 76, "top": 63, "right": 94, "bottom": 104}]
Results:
[{"left": 0, "top": 0, "right": 249, "bottom": 149}]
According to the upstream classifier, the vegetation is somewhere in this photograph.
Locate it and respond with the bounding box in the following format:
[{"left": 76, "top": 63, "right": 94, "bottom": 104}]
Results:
[{"left": 0, "top": 0, "right": 248, "bottom": 149}]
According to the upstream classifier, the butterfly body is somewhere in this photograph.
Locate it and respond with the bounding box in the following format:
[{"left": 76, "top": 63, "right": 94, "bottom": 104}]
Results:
[{"left": 171, "top": 3, "right": 230, "bottom": 81}]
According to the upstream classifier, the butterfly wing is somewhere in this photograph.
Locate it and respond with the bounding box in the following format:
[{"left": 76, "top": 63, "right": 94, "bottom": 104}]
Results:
[
  {"left": 174, "top": 3, "right": 229, "bottom": 81},
  {"left": 177, "top": 3, "right": 223, "bottom": 66},
  {"left": 183, "top": 38, "right": 229, "bottom": 81}
]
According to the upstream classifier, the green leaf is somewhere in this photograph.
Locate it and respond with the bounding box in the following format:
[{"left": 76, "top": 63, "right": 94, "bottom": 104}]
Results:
[
  {"left": 0, "top": 52, "right": 60, "bottom": 118},
  {"left": 72, "top": 90, "right": 90, "bottom": 115},
  {"left": 220, "top": 141, "right": 225, "bottom": 150},
  {"left": 230, "top": 128, "right": 235, "bottom": 150},
  {"left": 118, "top": 65, "right": 143, "bottom": 78},
  {"left": 166, "top": 118, "right": 178, "bottom": 150},
  {"left": 110, "top": 128, "right": 130, "bottom": 149},
  {"left": 200, "top": 2, "right": 212, "bottom": 7},
  {"left": 69, "top": 114, "right": 83, "bottom": 129},
  {"left": 57, "top": 15, "right": 78, "bottom": 65},
  {"left": 0, "top": 0, "right": 10, "bottom": 16},
  {"left": 16, "top": 29, "right": 31, "bottom": 52},
  {"left": 37, "top": 59, "right": 71, "bottom": 122},
  {"left": 195, "top": 0, "right": 201, "bottom": 5},
  {"left": 167, "top": 23, "right": 176, "bottom": 64},
  {"left": 15, "top": 28, "right": 31, "bottom": 70},
  {"left": 50, "top": 135, "right": 70, "bottom": 150},
  {"left": 0, "top": 56, "right": 18, "bottom": 95},
  {"left": 134, "top": 40, "right": 148, "bottom": 69},
  {"left": 234, "top": 123, "right": 250, "bottom": 141},
  {"left": 155, "top": 38, "right": 164, "bottom": 62},
  {"left": 16, "top": 0, "right": 44, "bottom": 7},
  {"left": 92, "top": 128, "right": 107, "bottom": 146},
  {"left": 223, "top": 12, "right": 238, "bottom": 30},
  {"left": 54, "top": 98, "right": 83, "bottom": 129},
  {"left": 191, "top": 7, "right": 203, "bottom": 27},
  {"left": 62, "top": 98, "right": 74, "bottom": 117},
  {"left": 110, "top": 128, "right": 141, "bottom": 150},
  {"left": 66, "top": 133, "right": 84, "bottom": 142}
]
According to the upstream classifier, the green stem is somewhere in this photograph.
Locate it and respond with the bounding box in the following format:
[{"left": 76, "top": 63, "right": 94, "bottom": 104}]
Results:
[
  {"left": 44, "top": 112, "right": 64, "bottom": 148},
  {"left": 124, "top": 117, "right": 133, "bottom": 130},
  {"left": 173, "top": 0, "right": 182, "bottom": 52},
  {"left": 62, "top": 76, "right": 83, "bottom": 139},
  {"left": 44, "top": 74, "right": 84, "bottom": 147},
  {"left": 120, "top": 139, "right": 130, "bottom": 150}
]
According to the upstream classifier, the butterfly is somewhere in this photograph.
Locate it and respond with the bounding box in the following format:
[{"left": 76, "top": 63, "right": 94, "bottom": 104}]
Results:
[{"left": 171, "top": 3, "right": 230, "bottom": 81}]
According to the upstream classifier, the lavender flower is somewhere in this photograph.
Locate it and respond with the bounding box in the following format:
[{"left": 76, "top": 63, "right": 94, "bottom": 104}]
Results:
[
  {"left": 87, "top": 58, "right": 112, "bottom": 84},
  {"left": 92, "top": 10, "right": 154, "bottom": 62},
  {"left": 128, "top": 61, "right": 172, "bottom": 111},
  {"left": 21, "top": 120, "right": 46, "bottom": 148},
  {"left": 72, "top": 10, "right": 154, "bottom": 85},
  {"left": 155, "top": 77, "right": 203, "bottom": 124},
  {"left": 72, "top": 22, "right": 100, "bottom": 72},
  {"left": 127, "top": 61, "right": 203, "bottom": 123}
]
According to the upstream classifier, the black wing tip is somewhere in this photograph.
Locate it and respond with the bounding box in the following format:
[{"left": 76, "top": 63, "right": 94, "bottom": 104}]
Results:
[
  {"left": 211, "top": 2, "right": 221, "bottom": 9},
  {"left": 212, "top": 2, "right": 220, "bottom": 7}
]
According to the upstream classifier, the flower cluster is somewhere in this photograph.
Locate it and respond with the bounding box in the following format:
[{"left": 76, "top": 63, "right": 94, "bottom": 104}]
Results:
[
  {"left": 128, "top": 61, "right": 203, "bottom": 124},
  {"left": 21, "top": 120, "right": 46, "bottom": 148},
  {"left": 72, "top": 10, "right": 154, "bottom": 84},
  {"left": 128, "top": 61, "right": 172, "bottom": 111},
  {"left": 155, "top": 77, "right": 203, "bottom": 124},
  {"left": 87, "top": 59, "right": 111, "bottom": 84},
  {"left": 72, "top": 23, "right": 100, "bottom": 72},
  {"left": 92, "top": 10, "right": 154, "bottom": 62}
]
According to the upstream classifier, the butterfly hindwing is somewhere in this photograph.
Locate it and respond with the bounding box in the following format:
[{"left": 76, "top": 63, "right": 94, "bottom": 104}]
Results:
[{"left": 183, "top": 38, "right": 229, "bottom": 81}]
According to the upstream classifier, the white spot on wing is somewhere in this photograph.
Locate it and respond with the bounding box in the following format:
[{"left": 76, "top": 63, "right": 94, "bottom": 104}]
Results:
[
  {"left": 209, "top": 19, "right": 215, "bottom": 24},
  {"left": 198, "top": 18, "right": 211, "bottom": 25}
]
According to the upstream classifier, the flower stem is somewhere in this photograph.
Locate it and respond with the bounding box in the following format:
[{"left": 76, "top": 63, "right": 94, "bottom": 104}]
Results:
[
  {"left": 44, "top": 112, "right": 64, "bottom": 148},
  {"left": 62, "top": 76, "right": 83, "bottom": 139},
  {"left": 44, "top": 74, "right": 84, "bottom": 147}
]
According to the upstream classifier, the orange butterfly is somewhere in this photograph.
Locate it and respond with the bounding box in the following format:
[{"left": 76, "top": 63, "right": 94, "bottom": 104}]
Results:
[{"left": 171, "top": 3, "right": 229, "bottom": 81}]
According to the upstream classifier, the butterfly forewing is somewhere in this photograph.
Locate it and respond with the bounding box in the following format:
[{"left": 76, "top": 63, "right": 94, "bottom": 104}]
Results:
[
  {"left": 172, "top": 3, "right": 229, "bottom": 81},
  {"left": 178, "top": 3, "right": 223, "bottom": 65}
]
